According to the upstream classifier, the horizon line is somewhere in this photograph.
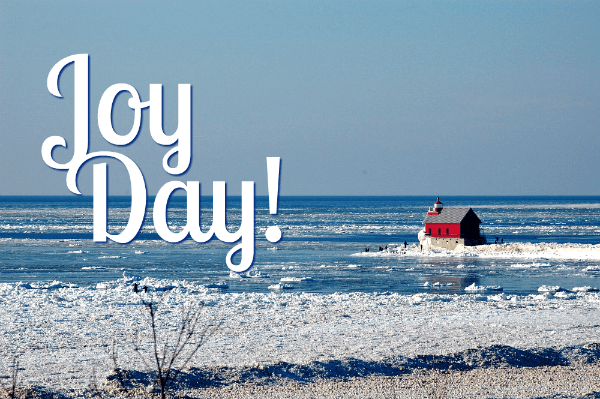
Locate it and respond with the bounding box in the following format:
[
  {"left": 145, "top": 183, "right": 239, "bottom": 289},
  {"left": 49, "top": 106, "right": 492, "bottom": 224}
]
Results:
[{"left": 1, "top": 194, "right": 600, "bottom": 198}]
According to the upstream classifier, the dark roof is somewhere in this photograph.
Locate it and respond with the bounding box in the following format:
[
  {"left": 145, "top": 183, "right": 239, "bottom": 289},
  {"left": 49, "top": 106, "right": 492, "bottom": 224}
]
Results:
[{"left": 423, "top": 207, "right": 481, "bottom": 224}]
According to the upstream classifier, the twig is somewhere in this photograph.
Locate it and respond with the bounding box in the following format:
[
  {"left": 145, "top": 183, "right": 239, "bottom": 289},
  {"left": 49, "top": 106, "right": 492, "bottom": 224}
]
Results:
[{"left": 0, "top": 357, "right": 21, "bottom": 399}]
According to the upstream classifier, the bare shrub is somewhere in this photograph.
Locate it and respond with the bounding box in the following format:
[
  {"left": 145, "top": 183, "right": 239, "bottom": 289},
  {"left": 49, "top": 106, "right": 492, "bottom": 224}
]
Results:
[{"left": 91, "top": 291, "right": 221, "bottom": 399}]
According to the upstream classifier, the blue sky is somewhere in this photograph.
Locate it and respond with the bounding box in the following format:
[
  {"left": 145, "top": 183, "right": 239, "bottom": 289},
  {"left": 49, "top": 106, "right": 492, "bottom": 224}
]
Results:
[{"left": 1, "top": 1, "right": 598, "bottom": 195}]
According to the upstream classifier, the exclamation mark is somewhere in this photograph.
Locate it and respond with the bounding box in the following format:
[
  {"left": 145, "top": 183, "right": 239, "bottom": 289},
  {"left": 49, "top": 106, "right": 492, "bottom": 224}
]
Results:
[{"left": 265, "top": 157, "right": 282, "bottom": 243}]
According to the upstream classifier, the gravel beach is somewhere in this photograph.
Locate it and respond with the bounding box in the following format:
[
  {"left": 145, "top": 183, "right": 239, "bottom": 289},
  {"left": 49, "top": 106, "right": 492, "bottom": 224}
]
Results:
[
  {"left": 187, "top": 364, "right": 600, "bottom": 399},
  {"left": 13, "top": 355, "right": 600, "bottom": 398}
]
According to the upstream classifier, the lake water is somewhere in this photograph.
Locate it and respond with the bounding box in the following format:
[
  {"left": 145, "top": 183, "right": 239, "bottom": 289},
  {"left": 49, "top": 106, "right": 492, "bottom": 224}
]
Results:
[{"left": 1, "top": 196, "right": 600, "bottom": 295}]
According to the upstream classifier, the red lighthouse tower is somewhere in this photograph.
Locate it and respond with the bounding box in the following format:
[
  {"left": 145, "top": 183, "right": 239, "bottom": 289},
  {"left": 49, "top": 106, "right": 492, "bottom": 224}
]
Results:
[{"left": 428, "top": 197, "right": 443, "bottom": 215}]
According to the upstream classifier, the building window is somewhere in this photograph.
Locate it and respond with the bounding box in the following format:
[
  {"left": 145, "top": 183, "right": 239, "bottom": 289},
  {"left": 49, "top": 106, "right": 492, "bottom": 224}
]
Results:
[
  {"left": 438, "top": 228, "right": 441, "bottom": 235},
  {"left": 446, "top": 228, "right": 449, "bottom": 235},
  {"left": 428, "top": 228, "right": 431, "bottom": 235}
]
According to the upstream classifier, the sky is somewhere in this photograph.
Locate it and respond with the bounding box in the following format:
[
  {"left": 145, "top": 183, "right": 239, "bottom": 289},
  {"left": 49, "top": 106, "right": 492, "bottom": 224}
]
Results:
[{"left": 0, "top": 1, "right": 598, "bottom": 196}]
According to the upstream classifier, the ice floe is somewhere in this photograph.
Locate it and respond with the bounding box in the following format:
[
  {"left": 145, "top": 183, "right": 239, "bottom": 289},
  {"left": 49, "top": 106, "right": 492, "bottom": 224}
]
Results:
[
  {"left": 538, "top": 285, "right": 566, "bottom": 293},
  {"left": 268, "top": 283, "right": 294, "bottom": 290},
  {"left": 280, "top": 277, "right": 312, "bottom": 282},
  {"left": 464, "top": 283, "right": 503, "bottom": 292}
]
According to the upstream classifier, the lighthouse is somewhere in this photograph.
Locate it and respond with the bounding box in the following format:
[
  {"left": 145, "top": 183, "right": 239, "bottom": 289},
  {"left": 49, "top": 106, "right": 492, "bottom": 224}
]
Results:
[
  {"left": 418, "top": 197, "right": 486, "bottom": 250},
  {"left": 428, "top": 197, "right": 443, "bottom": 215}
]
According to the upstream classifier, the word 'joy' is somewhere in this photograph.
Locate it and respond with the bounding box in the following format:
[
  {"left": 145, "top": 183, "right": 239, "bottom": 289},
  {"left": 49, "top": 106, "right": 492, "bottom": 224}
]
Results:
[{"left": 41, "top": 54, "right": 282, "bottom": 273}]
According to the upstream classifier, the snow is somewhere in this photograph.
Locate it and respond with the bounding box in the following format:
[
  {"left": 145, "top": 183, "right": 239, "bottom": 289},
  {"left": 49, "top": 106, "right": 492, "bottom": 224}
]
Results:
[
  {"left": 353, "top": 242, "right": 600, "bottom": 261},
  {"left": 1, "top": 278, "right": 600, "bottom": 392}
]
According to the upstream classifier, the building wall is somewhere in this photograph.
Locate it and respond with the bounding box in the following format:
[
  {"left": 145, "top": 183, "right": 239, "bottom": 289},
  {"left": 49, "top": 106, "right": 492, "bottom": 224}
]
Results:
[
  {"left": 427, "top": 237, "right": 464, "bottom": 250},
  {"left": 420, "top": 236, "right": 487, "bottom": 250},
  {"left": 425, "top": 223, "right": 461, "bottom": 238},
  {"left": 460, "top": 219, "right": 481, "bottom": 238}
]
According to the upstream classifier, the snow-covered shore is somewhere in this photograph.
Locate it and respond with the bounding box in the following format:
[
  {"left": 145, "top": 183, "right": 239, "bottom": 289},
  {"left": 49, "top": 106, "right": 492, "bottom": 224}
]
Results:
[
  {"left": 354, "top": 242, "right": 600, "bottom": 261},
  {"left": 1, "top": 277, "right": 600, "bottom": 394}
]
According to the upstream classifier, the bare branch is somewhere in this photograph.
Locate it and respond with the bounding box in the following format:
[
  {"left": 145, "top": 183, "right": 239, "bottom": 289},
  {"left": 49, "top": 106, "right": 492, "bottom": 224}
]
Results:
[{"left": 0, "top": 357, "right": 22, "bottom": 399}]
